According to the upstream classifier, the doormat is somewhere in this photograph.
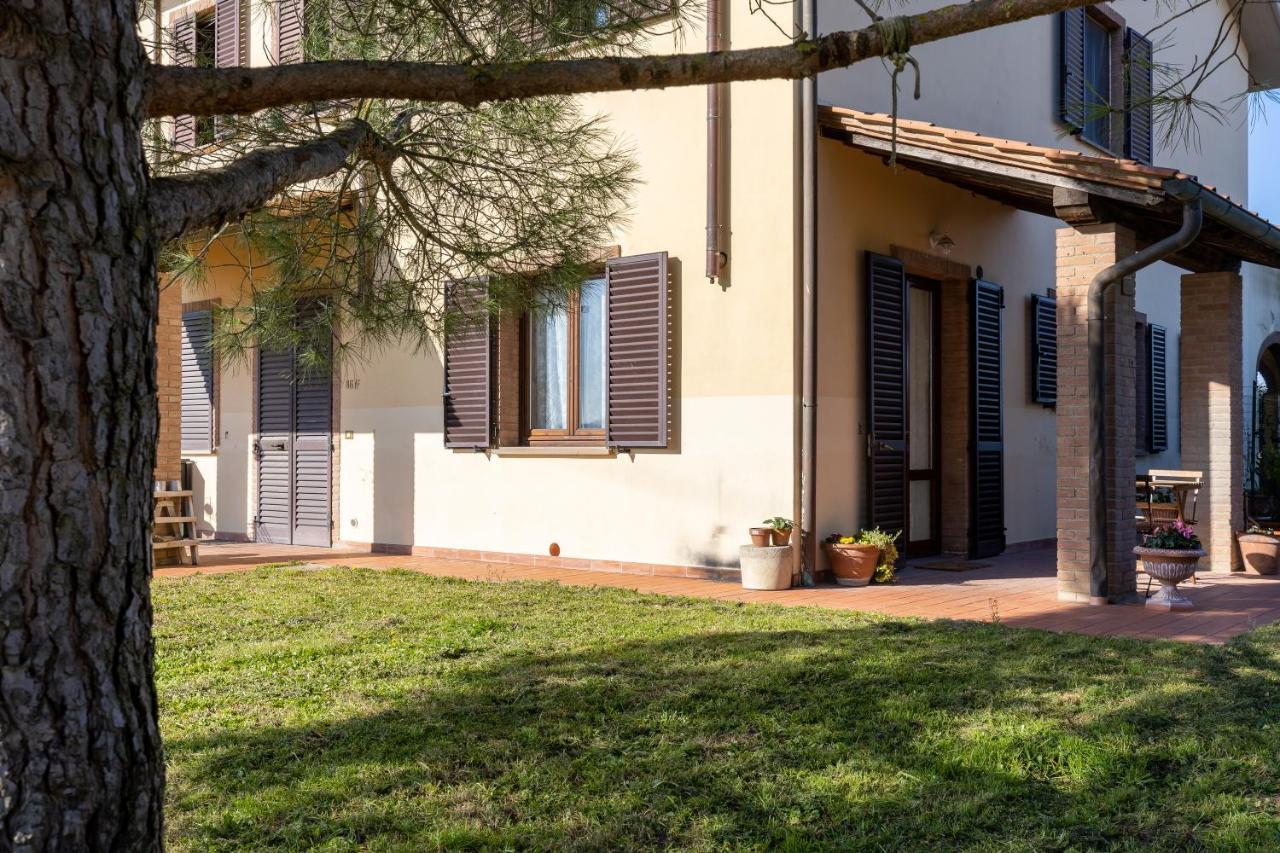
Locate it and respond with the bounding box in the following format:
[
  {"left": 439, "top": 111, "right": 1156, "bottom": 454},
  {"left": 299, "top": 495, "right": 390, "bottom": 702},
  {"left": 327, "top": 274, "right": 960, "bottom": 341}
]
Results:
[{"left": 915, "top": 560, "right": 991, "bottom": 572}]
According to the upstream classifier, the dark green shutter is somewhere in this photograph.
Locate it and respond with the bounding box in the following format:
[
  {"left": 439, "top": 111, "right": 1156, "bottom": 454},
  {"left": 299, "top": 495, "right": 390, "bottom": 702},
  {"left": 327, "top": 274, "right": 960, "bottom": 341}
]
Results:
[
  {"left": 1148, "top": 324, "right": 1168, "bottom": 452},
  {"left": 1031, "top": 294, "right": 1057, "bottom": 407},
  {"left": 865, "top": 253, "right": 908, "bottom": 537},
  {"left": 1059, "top": 9, "right": 1087, "bottom": 132},
  {"left": 971, "top": 279, "right": 1006, "bottom": 558},
  {"left": 1124, "top": 28, "right": 1155, "bottom": 163}
]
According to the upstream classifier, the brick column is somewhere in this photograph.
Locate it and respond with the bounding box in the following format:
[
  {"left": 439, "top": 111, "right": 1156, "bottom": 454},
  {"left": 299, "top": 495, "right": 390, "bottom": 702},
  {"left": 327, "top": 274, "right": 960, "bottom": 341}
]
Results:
[
  {"left": 1180, "top": 271, "right": 1244, "bottom": 573},
  {"left": 939, "top": 279, "right": 970, "bottom": 555},
  {"left": 153, "top": 281, "right": 183, "bottom": 485},
  {"left": 1055, "top": 224, "right": 1138, "bottom": 603}
]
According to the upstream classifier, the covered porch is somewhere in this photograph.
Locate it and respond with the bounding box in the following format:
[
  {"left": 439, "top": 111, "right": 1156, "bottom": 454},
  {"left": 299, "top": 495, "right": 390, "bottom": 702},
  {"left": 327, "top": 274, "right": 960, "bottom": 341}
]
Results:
[
  {"left": 818, "top": 107, "right": 1280, "bottom": 604},
  {"left": 173, "top": 541, "right": 1280, "bottom": 643}
]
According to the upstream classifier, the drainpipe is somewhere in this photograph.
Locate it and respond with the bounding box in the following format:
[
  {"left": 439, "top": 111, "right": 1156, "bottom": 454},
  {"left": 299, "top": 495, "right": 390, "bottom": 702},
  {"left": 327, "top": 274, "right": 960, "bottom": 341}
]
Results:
[
  {"left": 706, "top": 0, "right": 727, "bottom": 280},
  {"left": 1086, "top": 200, "right": 1202, "bottom": 602},
  {"left": 794, "top": 0, "right": 818, "bottom": 586}
]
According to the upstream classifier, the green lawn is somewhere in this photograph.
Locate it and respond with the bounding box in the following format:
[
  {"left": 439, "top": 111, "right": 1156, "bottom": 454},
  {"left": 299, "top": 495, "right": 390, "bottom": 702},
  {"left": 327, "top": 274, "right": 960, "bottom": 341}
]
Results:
[{"left": 156, "top": 567, "right": 1280, "bottom": 851}]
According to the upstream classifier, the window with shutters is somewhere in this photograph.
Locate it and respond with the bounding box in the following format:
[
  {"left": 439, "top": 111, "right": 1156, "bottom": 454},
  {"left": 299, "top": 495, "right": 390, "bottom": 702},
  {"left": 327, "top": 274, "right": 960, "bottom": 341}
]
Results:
[
  {"left": 443, "top": 253, "right": 669, "bottom": 450},
  {"left": 1135, "top": 318, "right": 1169, "bottom": 453},
  {"left": 1030, "top": 294, "right": 1057, "bottom": 407},
  {"left": 181, "top": 310, "right": 217, "bottom": 453},
  {"left": 1059, "top": 7, "right": 1154, "bottom": 160}
]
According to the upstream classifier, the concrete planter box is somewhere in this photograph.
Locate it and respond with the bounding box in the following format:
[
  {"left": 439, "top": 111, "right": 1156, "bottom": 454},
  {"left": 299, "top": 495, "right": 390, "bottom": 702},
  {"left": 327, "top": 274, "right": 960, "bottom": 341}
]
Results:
[
  {"left": 738, "top": 545, "right": 792, "bottom": 590},
  {"left": 1135, "top": 546, "right": 1206, "bottom": 611}
]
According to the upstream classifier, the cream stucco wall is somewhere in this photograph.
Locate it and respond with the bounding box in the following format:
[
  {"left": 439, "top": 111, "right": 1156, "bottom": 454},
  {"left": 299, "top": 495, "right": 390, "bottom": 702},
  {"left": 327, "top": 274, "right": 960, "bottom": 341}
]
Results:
[{"left": 178, "top": 8, "right": 801, "bottom": 569}]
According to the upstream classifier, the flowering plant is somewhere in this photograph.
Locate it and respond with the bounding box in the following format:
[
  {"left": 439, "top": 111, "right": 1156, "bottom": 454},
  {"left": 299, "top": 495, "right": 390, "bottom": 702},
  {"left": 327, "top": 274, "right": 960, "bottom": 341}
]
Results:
[{"left": 1142, "top": 520, "right": 1202, "bottom": 551}]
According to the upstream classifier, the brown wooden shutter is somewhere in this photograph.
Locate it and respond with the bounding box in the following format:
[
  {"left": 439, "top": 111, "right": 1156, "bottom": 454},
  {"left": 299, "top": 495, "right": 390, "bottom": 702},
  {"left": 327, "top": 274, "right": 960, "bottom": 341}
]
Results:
[
  {"left": 1031, "top": 294, "right": 1057, "bottom": 407},
  {"left": 1148, "top": 323, "right": 1169, "bottom": 452},
  {"left": 971, "top": 278, "right": 1006, "bottom": 558},
  {"left": 865, "top": 252, "right": 908, "bottom": 536},
  {"left": 214, "top": 0, "right": 241, "bottom": 138},
  {"left": 277, "top": 0, "right": 305, "bottom": 64},
  {"left": 1124, "top": 28, "right": 1155, "bottom": 164},
  {"left": 181, "top": 311, "right": 216, "bottom": 452},
  {"left": 171, "top": 15, "right": 197, "bottom": 148},
  {"left": 1059, "top": 9, "right": 1087, "bottom": 132},
  {"left": 605, "top": 252, "right": 669, "bottom": 448},
  {"left": 443, "top": 282, "right": 491, "bottom": 449}
]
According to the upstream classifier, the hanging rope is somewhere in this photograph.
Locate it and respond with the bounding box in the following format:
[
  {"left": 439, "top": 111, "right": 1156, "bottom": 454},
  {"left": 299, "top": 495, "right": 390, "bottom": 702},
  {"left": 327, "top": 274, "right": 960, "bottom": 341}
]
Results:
[{"left": 876, "top": 16, "right": 921, "bottom": 169}]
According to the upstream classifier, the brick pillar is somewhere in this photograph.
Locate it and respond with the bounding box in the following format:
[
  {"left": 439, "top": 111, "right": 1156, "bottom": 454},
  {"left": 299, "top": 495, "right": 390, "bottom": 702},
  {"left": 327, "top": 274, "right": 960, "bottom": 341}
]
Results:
[
  {"left": 1180, "top": 271, "right": 1244, "bottom": 573},
  {"left": 1055, "top": 224, "right": 1138, "bottom": 603},
  {"left": 939, "top": 279, "right": 970, "bottom": 555},
  {"left": 154, "top": 281, "right": 183, "bottom": 485}
]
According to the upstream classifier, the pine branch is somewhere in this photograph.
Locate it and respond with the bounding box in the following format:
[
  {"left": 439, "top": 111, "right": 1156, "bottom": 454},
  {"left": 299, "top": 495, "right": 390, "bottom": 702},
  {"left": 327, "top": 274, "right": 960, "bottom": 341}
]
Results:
[
  {"left": 144, "top": 0, "right": 1105, "bottom": 118},
  {"left": 148, "top": 120, "right": 387, "bottom": 242}
]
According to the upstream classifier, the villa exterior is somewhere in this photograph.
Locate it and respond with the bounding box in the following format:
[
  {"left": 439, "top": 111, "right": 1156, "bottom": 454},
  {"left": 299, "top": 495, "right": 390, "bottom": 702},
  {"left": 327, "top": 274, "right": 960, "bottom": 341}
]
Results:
[{"left": 152, "top": 0, "right": 1280, "bottom": 599}]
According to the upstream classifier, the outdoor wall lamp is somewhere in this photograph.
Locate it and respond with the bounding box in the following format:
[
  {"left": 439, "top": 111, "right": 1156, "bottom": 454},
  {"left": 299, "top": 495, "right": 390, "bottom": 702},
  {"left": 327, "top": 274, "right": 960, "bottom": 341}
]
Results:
[{"left": 929, "top": 232, "right": 956, "bottom": 256}]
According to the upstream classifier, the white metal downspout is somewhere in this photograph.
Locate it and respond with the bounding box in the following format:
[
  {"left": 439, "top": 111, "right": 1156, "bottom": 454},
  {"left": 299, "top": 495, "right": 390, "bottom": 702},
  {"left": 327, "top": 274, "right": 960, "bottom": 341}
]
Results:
[{"left": 795, "top": 0, "right": 818, "bottom": 586}]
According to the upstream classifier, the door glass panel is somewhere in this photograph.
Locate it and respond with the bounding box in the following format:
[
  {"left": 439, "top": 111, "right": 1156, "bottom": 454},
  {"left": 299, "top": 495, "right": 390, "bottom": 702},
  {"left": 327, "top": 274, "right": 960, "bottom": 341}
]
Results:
[
  {"left": 578, "top": 278, "right": 606, "bottom": 430},
  {"left": 909, "top": 286, "right": 934, "bottom": 469},
  {"left": 910, "top": 479, "right": 933, "bottom": 542}
]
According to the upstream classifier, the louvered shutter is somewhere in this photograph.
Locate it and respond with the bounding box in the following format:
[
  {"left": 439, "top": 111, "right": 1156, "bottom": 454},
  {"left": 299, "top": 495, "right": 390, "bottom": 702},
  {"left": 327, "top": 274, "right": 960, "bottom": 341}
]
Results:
[
  {"left": 213, "top": 0, "right": 241, "bottom": 137},
  {"left": 1124, "top": 28, "right": 1155, "bottom": 164},
  {"left": 443, "top": 282, "right": 492, "bottom": 449},
  {"left": 181, "top": 311, "right": 215, "bottom": 452},
  {"left": 1031, "top": 294, "right": 1057, "bottom": 407},
  {"left": 1059, "top": 9, "right": 1087, "bottom": 132},
  {"left": 292, "top": 350, "right": 332, "bottom": 547},
  {"left": 865, "top": 253, "right": 908, "bottom": 537},
  {"left": 1148, "top": 324, "right": 1169, "bottom": 452},
  {"left": 256, "top": 346, "right": 294, "bottom": 544},
  {"left": 171, "top": 16, "right": 197, "bottom": 148},
  {"left": 605, "top": 252, "right": 669, "bottom": 448},
  {"left": 277, "top": 0, "right": 305, "bottom": 64},
  {"left": 971, "top": 279, "right": 1006, "bottom": 558}
]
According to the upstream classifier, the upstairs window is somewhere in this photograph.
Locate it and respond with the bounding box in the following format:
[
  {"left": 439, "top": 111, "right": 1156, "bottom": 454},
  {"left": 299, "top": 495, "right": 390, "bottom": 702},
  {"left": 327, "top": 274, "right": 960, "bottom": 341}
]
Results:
[
  {"left": 1082, "top": 15, "right": 1112, "bottom": 149},
  {"left": 1060, "top": 7, "right": 1154, "bottom": 162}
]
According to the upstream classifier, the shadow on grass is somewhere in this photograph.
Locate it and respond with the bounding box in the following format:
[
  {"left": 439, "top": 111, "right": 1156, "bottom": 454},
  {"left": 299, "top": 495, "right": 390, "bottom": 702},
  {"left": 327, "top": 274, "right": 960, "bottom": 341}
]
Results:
[{"left": 163, "top": 603, "right": 1280, "bottom": 850}]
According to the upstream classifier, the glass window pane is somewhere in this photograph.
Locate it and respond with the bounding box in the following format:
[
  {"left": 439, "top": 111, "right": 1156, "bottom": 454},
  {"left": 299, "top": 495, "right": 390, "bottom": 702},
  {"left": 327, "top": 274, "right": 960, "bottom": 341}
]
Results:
[
  {"left": 530, "top": 305, "right": 568, "bottom": 430},
  {"left": 910, "top": 479, "right": 933, "bottom": 542},
  {"left": 578, "top": 278, "right": 607, "bottom": 430},
  {"left": 909, "top": 286, "right": 934, "bottom": 470},
  {"left": 1084, "top": 18, "right": 1111, "bottom": 146}
]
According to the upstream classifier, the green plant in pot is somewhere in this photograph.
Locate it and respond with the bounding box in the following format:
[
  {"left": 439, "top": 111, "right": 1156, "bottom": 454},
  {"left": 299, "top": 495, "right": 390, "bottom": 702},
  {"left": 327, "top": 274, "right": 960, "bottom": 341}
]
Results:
[
  {"left": 824, "top": 528, "right": 900, "bottom": 587},
  {"left": 764, "top": 517, "right": 794, "bottom": 546}
]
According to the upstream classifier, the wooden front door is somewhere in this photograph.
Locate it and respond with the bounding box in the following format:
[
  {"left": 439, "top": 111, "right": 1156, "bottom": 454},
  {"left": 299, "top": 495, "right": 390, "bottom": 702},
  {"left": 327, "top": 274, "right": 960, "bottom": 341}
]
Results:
[{"left": 256, "top": 345, "right": 332, "bottom": 546}]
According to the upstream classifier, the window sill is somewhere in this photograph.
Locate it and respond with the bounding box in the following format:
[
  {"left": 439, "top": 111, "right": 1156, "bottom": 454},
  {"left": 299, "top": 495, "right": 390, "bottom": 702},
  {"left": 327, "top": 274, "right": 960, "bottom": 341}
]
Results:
[{"left": 493, "top": 446, "right": 616, "bottom": 458}]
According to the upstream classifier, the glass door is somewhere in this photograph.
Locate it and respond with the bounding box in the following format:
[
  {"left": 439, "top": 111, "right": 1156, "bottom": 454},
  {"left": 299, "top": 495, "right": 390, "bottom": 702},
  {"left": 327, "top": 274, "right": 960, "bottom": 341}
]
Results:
[{"left": 907, "top": 277, "right": 941, "bottom": 557}]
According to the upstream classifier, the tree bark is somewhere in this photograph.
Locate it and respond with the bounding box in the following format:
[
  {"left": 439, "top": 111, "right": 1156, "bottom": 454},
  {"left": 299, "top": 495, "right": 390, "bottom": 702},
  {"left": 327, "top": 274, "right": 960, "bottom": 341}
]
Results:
[
  {"left": 144, "top": 0, "right": 1105, "bottom": 118},
  {"left": 0, "top": 1, "right": 165, "bottom": 850}
]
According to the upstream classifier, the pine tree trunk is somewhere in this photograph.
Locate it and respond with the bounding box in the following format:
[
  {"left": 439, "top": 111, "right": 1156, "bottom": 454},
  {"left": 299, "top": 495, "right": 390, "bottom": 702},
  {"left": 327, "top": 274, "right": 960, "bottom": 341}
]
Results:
[{"left": 0, "top": 1, "right": 164, "bottom": 849}]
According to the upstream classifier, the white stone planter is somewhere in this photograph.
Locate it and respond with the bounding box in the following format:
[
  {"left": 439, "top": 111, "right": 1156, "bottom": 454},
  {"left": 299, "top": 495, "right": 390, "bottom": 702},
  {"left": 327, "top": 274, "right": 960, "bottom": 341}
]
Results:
[
  {"left": 1135, "top": 546, "right": 1206, "bottom": 611},
  {"left": 738, "top": 545, "right": 793, "bottom": 590}
]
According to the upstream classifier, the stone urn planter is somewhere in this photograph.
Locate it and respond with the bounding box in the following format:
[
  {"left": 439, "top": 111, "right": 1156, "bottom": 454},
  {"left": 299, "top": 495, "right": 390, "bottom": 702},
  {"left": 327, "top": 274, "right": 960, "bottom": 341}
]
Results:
[
  {"left": 738, "top": 545, "right": 792, "bottom": 590},
  {"left": 1135, "top": 546, "right": 1206, "bottom": 611},
  {"left": 1237, "top": 532, "right": 1280, "bottom": 575},
  {"left": 824, "top": 543, "right": 879, "bottom": 587}
]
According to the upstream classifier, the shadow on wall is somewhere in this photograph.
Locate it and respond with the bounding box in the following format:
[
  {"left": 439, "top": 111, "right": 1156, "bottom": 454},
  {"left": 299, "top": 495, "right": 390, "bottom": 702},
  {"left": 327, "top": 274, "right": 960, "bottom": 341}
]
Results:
[{"left": 372, "top": 420, "right": 417, "bottom": 550}]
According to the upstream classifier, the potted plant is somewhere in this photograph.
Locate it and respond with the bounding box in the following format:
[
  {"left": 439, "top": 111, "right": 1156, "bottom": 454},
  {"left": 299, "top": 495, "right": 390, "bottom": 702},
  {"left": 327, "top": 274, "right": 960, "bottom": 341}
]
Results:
[
  {"left": 765, "top": 517, "right": 794, "bottom": 546},
  {"left": 823, "top": 528, "right": 900, "bottom": 587},
  {"left": 1135, "top": 521, "right": 1206, "bottom": 611},
  {"left": 747, "top": 526, "right": 773, "bottom": 547},
  {"left": 1237, "top": 525, "right": 1280, "bottom": 575}
]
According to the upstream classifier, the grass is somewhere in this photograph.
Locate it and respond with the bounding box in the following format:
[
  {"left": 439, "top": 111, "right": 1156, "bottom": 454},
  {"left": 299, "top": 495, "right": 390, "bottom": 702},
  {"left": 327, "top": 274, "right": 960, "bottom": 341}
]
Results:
[{"left": 156, "top": 567, "right": 1280, "bottom": 851}]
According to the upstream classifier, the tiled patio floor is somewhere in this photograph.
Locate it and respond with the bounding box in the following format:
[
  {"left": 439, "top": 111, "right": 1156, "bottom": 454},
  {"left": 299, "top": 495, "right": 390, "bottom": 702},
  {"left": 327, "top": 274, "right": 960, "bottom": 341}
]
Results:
[{"left": 157, "top": 542, "right": 1280, "bottom": 644}]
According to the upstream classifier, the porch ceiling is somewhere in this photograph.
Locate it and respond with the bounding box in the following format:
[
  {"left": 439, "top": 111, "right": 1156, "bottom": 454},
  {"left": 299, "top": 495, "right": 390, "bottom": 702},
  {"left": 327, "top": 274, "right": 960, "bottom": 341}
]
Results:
[{"left": 818, "top": 106, "right": 1280, "bottom": 273}]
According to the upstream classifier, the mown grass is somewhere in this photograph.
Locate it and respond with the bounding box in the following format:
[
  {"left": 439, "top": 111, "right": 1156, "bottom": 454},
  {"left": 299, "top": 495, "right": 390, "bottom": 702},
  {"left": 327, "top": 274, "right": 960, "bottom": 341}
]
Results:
[{"left": 155, "top": 567, "right": 1280, "bottom": 851}]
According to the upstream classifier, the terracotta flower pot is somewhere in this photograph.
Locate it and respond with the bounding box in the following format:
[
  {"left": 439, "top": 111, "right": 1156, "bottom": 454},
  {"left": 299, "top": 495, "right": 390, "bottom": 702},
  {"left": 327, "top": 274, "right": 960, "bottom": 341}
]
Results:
[
  {"left": 1135, "top": 546, "right": 1206, "bottom": 610},
  {"left": 748, "top": 527, "right": 772, "bottom": 547},
  {"left": 770, "top": 527, "right": 793, "bottom": 546},
  {"left": 1238, "top": 533, "right": 1280, "bottom": 575},
  {"left": 825, "top": 542, "right": 879, "bottom": 587}
]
